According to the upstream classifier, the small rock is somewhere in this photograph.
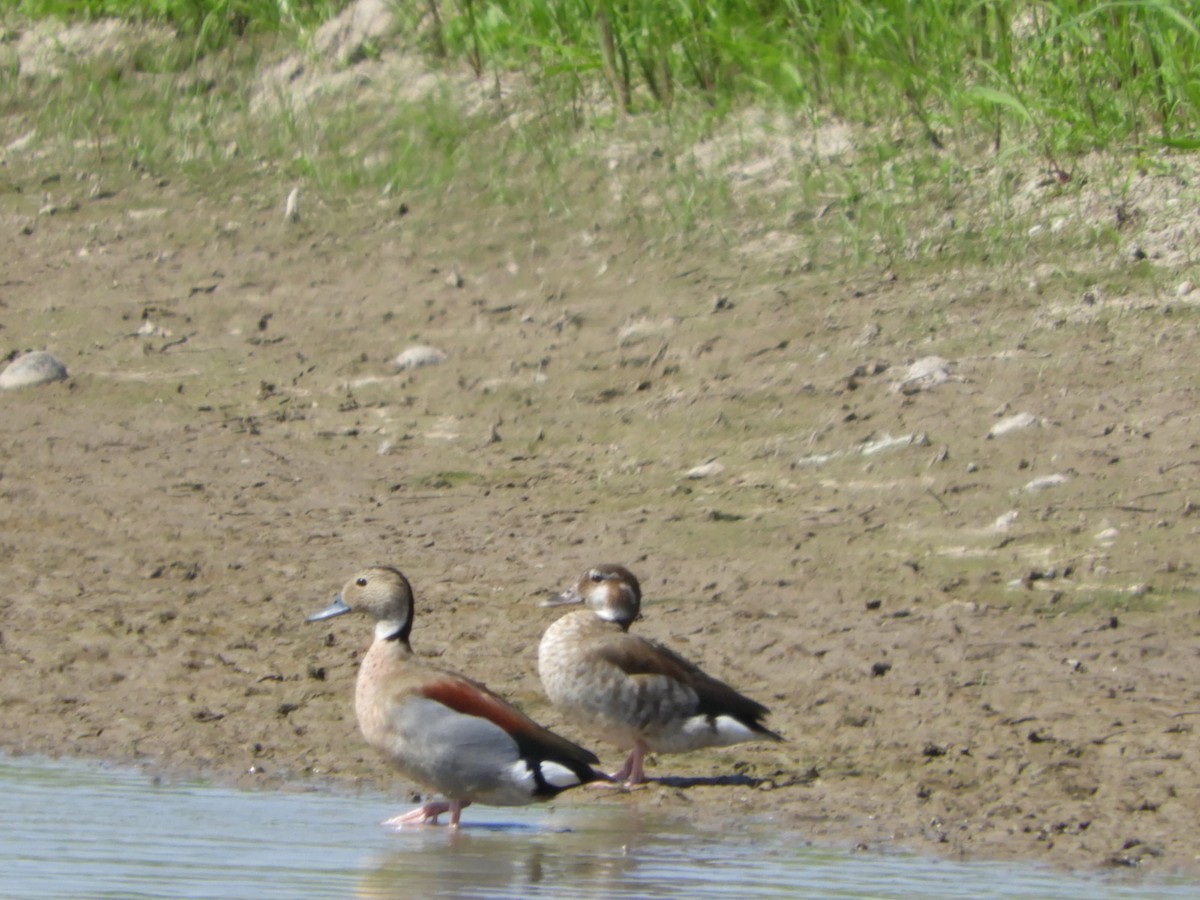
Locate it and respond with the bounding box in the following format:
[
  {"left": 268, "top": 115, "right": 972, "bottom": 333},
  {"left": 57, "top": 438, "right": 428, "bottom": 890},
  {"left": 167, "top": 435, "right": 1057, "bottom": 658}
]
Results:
[
  {"left": 989, "top": 412, "right": 1038, "bottom": 438},
  {"left": 861, "top": 432, "right": 917, "bottom": 455},
  {"left": 686, "top": 460, "right": 724, "bottom": 479},
  {"left": 1095, "top": 527, "right": 1120, "bottom": 544},
  {"left": 991, "top": 510, "right": 1019, "bottom": 532},
  {"left": 0, "top": 350, "right": 68, "bottom": 389},
  {"left": 393, "top": 345, "right": 446, "bottom": 371},
  {"left": 871, "top": 661, "right": 892, "bottom": 677},
  {"left": 793, "top": 451, "right": 840, "bottom": 468},
  {"left": 1176, "top": 280, "right": 1194, "bottom": 297},
  {"left": 890, "top": 356, "right": 950, "bottom": 394},
  {"left": 284, "top": 187, "right": 300, "bottom": 223},
  {"left": 1022, "top": 473, "right": 1067, "bottom": 492}
]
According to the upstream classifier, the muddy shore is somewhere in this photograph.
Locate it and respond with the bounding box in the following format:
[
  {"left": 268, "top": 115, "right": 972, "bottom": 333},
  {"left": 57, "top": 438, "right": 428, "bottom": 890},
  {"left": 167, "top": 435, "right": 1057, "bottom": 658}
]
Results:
[{"left": 2, "top": 63, "right": 1200, "bottom": 875}]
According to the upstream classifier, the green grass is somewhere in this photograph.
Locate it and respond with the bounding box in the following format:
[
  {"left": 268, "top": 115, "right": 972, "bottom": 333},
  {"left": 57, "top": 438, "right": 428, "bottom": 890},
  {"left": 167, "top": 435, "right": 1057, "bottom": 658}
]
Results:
[
  {"left": 428, "top": 1, "right": 1200, "bottom": 153},
  {"left": 1033, "top": 587, "right": 1171, "bottom": 617},
  {"left": 4, "top": 1, "right": 1198, "bottom": 280},
  {"left": 12, "top": 0, "right": 348, "bottom": 49},
  {"left": 14, "top": 1, "right": 1198, "bottom": 151}
]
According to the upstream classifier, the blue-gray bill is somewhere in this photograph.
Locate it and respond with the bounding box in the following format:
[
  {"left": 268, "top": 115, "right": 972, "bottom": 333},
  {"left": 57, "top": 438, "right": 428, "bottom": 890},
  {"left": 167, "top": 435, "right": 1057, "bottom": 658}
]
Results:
[{"left": 307, "top": 595, "right": 352, "bottom": 622}]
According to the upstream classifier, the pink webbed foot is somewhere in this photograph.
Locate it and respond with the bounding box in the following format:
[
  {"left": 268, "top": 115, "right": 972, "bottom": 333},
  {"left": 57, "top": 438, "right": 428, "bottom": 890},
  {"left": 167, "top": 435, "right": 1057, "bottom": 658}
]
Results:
[
  {"left": 584, "top": 774, "right": 628, "bottom": 792},
  {"left": 610, "top": 743, "right": 649, "bottom": 786},
  {"left": 383, "top": 799, "right": 469, "bottom": 828}
]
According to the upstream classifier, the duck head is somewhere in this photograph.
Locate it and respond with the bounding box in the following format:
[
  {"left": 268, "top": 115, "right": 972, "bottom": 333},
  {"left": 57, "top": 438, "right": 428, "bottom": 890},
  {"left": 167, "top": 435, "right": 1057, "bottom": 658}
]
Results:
[
  {"left": 543, "top": 563, "right": 642, "bottom": 630},
  {"left": 308, "top": 565, "right": 415, "bottom": 644}
]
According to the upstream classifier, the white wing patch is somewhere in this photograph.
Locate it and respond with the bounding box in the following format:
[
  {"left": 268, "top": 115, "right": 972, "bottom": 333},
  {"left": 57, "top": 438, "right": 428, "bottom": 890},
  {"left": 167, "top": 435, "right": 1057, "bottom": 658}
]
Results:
[
  {"left": 503, "top": 759, "right": 584, "bottom": 795},
  {"left": 538, "top": 760, "right": 586, "bottom": 790},
  {"left": 646, "top": 714, "right": 759, "bottom": 752}
]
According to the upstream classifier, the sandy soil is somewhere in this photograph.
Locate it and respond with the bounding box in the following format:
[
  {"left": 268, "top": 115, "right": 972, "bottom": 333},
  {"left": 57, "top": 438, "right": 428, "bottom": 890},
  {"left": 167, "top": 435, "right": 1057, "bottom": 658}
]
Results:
[{"left": 2, "top": 26, "right": 1200, "bottom": 879}]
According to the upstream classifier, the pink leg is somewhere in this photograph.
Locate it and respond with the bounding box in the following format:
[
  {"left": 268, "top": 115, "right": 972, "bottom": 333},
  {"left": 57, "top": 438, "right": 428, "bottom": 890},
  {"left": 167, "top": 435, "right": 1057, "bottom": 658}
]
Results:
[
  {"left": 383, "top": 799, "right": 453, "bottom": 827},
  {"left": 611, "top": 742, "right": 648, "bottom": 785}
]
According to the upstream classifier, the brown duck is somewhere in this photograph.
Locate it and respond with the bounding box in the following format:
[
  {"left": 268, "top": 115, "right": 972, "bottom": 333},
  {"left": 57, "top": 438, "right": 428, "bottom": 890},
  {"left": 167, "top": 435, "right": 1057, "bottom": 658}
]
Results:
[{"left": 538, "top": 563, "right": 783, "bottom": 785}]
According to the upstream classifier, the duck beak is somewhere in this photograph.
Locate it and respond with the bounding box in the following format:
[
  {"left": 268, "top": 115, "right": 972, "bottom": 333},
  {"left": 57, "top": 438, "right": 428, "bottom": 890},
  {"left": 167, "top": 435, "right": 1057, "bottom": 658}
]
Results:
[
  {"left": 307, "top": 594, "right": 352, "bottom": 622},
  {"left": 540, "top": 587, "right": 583, "bottom": 608}
]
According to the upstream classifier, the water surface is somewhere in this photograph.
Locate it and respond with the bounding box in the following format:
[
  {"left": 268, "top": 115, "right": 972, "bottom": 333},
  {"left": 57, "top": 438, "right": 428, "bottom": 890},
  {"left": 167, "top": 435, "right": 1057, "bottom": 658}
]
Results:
[{"left": 0, "top": 756, "right": 1193, "bottom": 899}]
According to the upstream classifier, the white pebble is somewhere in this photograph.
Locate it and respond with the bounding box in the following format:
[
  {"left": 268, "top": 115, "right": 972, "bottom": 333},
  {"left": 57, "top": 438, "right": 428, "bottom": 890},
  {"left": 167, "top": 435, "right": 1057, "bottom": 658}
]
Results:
[
  {"left": 991, "top": 510, "right": 1019, "bottom": 532},
  {"left": 393, "top": 345, "right": 447, "bottom": 370},
  {"left": 890, "top": 356, "right": 950, "bottom": 394},
  {"left": 686, "top": 460, "right": 724, "bottom": 479},
  {"left": 1022, "top": 474, "right": 1067, "bottom": 492},
  {"left": 989, "top": 412, "right": 1039, "bottom": 438},
  {"left": 861, "top": 432, "right": 917, "bottom": 455},
  {"left": 0, "top": 350, "right": 68, "bottom": 389},
  {"left": 285, "top": 187, "right": 300, "bottom": 223}
]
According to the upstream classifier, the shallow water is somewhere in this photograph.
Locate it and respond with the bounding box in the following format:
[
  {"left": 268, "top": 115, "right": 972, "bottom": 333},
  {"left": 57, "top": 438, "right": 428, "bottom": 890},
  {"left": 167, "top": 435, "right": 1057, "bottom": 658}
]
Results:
[{"left": 0, "top": 756, "right": 1193, "bottom": 899}]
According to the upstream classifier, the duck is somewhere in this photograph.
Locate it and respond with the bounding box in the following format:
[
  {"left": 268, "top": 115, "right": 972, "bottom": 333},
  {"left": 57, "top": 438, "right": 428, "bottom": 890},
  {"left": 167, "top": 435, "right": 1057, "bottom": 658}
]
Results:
[
  {"left": 538, "top": 563, "right": 783, "bottom": 785},
  {"left": 308, "top": 565, "right": 606, "bottom": 827}
]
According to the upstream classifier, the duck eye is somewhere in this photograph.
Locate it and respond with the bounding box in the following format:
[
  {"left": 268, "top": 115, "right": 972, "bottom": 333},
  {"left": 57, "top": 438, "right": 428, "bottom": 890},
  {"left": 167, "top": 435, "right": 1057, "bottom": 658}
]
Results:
[
  {"left": 589, "top": 571, "right": 604, "bottom": 583},
  {"left": 356, "top": 577, "right": 368, "bottom": 587}
]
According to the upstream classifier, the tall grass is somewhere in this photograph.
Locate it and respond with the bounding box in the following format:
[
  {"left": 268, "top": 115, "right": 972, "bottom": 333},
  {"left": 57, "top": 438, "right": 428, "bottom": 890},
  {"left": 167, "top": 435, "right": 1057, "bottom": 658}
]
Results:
[
  {"left": 428, "top": 0, "right": 1200, "bottom": 155},
  {"left": 6, "top": 1, "right": 1197, "bottom": 275},
  {"left": 14, "top": 1, "right": 1197, "bottom": 154}
]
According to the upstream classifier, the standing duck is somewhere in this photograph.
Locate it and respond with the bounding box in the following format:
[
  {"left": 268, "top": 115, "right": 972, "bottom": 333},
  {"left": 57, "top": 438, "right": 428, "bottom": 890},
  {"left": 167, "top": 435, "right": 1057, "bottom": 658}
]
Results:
[
  {"left": 309, "top": 565, "right": 606, "bottom": 827},
  {"left": 538, "top": 564, "right": 783, "bottom": 785}
]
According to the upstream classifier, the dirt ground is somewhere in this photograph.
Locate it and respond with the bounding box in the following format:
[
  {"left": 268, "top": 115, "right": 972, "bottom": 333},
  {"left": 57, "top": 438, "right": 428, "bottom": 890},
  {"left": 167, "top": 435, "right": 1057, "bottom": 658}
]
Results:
[{"left": 2, "top": 20, "right": 1200, "bottom": 880}]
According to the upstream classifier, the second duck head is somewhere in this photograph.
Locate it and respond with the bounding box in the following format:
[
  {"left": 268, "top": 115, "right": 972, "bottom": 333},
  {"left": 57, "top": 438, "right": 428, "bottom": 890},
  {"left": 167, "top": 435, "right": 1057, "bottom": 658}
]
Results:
[{"left": 542, "top": 563, "right": 642, "bottom": 631}]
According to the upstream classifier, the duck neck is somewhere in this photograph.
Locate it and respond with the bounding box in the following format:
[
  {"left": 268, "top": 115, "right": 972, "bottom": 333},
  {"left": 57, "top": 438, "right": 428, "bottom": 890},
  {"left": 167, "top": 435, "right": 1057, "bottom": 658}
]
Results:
[
  {"left": 375, "top": 618, "right": 412, "bottom": 646},
  {"left": 595, "top": 609, "right": 634, "bottom": 632}
]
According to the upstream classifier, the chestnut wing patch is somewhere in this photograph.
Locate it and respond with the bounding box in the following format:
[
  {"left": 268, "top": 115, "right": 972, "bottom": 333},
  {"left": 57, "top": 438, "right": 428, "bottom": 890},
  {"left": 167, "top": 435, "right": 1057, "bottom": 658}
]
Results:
[{"left": 418, "top": 677, "right": 599, "bottom": 765}]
